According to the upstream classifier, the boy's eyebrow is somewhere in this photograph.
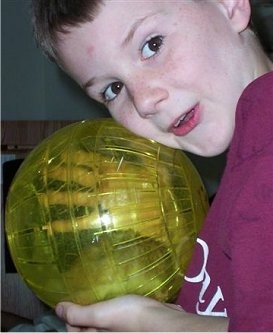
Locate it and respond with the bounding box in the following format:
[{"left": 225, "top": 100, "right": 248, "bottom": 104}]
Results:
[
  {"left": 122, "top": 12, "right": 159, "bottom": 47},
  {"left": 83, "top": 77, "right": 95, "bottom": 91}
]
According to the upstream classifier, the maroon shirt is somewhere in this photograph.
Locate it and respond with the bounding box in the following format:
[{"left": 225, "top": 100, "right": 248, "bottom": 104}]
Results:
[{"left": 176, "top": 71, "right": 273, "bottom": 332}]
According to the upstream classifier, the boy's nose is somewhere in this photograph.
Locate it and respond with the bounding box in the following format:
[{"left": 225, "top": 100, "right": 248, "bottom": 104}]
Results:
[{"left": 132, "top": 84, "right": 168, "bottom": 119}]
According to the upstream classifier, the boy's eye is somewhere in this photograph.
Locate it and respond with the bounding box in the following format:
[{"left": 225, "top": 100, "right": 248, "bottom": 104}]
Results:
[
  {"left": 141, "top": 35, "right": 164, "bottom": 59},
  {"left": 103, "top": 81, "right": 124, "bottom": 102}
]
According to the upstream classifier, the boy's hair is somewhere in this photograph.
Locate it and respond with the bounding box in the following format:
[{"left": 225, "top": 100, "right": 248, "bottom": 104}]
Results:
[{"left": 31, "top": 0, "right": 103, "bottom": 63}]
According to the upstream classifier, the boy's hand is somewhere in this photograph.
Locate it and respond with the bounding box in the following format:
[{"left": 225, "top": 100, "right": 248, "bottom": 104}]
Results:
[
  {"left": 55, "top": 294, "right": 186, "bottom": 332},
  {"left": 55, "top": 294, "right": 228, "bottom": 332}
]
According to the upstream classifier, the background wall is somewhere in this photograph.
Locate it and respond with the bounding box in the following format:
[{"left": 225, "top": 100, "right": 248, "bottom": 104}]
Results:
[{"left": 1, "top": 0, "right": 109, "bottom": 120}]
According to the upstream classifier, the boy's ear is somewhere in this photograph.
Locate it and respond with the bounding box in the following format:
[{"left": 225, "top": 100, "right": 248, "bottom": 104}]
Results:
[{"left": 218, "top": 0, "right": 251, "bottom": 32}]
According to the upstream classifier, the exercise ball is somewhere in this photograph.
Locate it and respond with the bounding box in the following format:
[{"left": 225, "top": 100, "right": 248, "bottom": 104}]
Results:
[{"left": 5, "top": 119, "right": 208, "bottom": 307}]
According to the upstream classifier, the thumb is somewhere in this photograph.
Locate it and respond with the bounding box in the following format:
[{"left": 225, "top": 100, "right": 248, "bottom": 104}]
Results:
[{"left": 55, "top": 302, "right": 102, "bottom": 328}]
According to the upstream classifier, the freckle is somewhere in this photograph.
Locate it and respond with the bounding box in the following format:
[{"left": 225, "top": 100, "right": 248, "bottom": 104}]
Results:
[{"left": 86, "top": 46, "right": 94, "bottom": 56}]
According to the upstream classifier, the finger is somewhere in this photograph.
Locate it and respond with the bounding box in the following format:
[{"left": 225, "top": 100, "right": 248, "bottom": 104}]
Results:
[
  {"left": 55, "top": 301, "right": 106, "bottom": 328},
  {"left": 66, "top": 323, "right": 98, "bottom": 332},
  {"left": 66, "top": 323, "right": 81, "bottom": 332}
]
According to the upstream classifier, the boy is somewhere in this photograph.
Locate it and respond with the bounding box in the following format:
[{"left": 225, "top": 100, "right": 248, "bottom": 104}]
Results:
[{"left": 31, "top": 1, "right": 273, "bottom": 331}]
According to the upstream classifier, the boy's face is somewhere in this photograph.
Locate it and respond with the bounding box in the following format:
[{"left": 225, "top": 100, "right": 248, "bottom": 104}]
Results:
[{"left": 57, "top": 0, "right": 252, "bottom": 156}]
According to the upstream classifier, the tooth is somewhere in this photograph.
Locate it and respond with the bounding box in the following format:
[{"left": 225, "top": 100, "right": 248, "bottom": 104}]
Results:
[
  {"left": 175, "top": 115, "right": 186, "bottom": 127},
  {"left": 174, "top": 119, "right": 181, "bottom": 128}
]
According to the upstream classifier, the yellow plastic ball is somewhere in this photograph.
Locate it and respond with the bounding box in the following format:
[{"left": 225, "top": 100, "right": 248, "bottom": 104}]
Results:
[{"left": 5, "top": 119, "right": 208, "bottom": 307}]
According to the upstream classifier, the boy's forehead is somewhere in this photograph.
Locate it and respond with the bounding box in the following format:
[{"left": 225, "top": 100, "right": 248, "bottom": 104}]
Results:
[
  {"left": 97, "top": 1, "right": 167, "bottom": 26},
  {"left": 59, "top": 1, "right": 172, "bottom": 48}
]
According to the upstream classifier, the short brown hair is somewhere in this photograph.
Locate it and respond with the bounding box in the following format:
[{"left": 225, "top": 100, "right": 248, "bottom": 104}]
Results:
[{"left": 31, "top": 0, "right": 103, "bottom": 62}]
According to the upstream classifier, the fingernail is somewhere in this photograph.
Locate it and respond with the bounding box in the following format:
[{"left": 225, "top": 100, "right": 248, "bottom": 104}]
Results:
[{"left": 55, "top": 304, "right": 64, "bottom": 318}]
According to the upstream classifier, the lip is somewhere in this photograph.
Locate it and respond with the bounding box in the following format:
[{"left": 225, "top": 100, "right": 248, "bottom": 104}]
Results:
[{"left": 168, "top": 104, "right": 200, "bottom": 136}]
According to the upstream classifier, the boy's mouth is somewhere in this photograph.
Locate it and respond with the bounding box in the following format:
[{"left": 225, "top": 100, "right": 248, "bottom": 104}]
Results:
[{"left": 169, "top": 104, "right": 200, "bottom": 136}]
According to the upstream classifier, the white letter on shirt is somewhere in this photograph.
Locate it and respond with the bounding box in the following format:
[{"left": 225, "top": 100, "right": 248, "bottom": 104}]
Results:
[{"left": 185, "top": 238, "right": 227, "bottom": 317}]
